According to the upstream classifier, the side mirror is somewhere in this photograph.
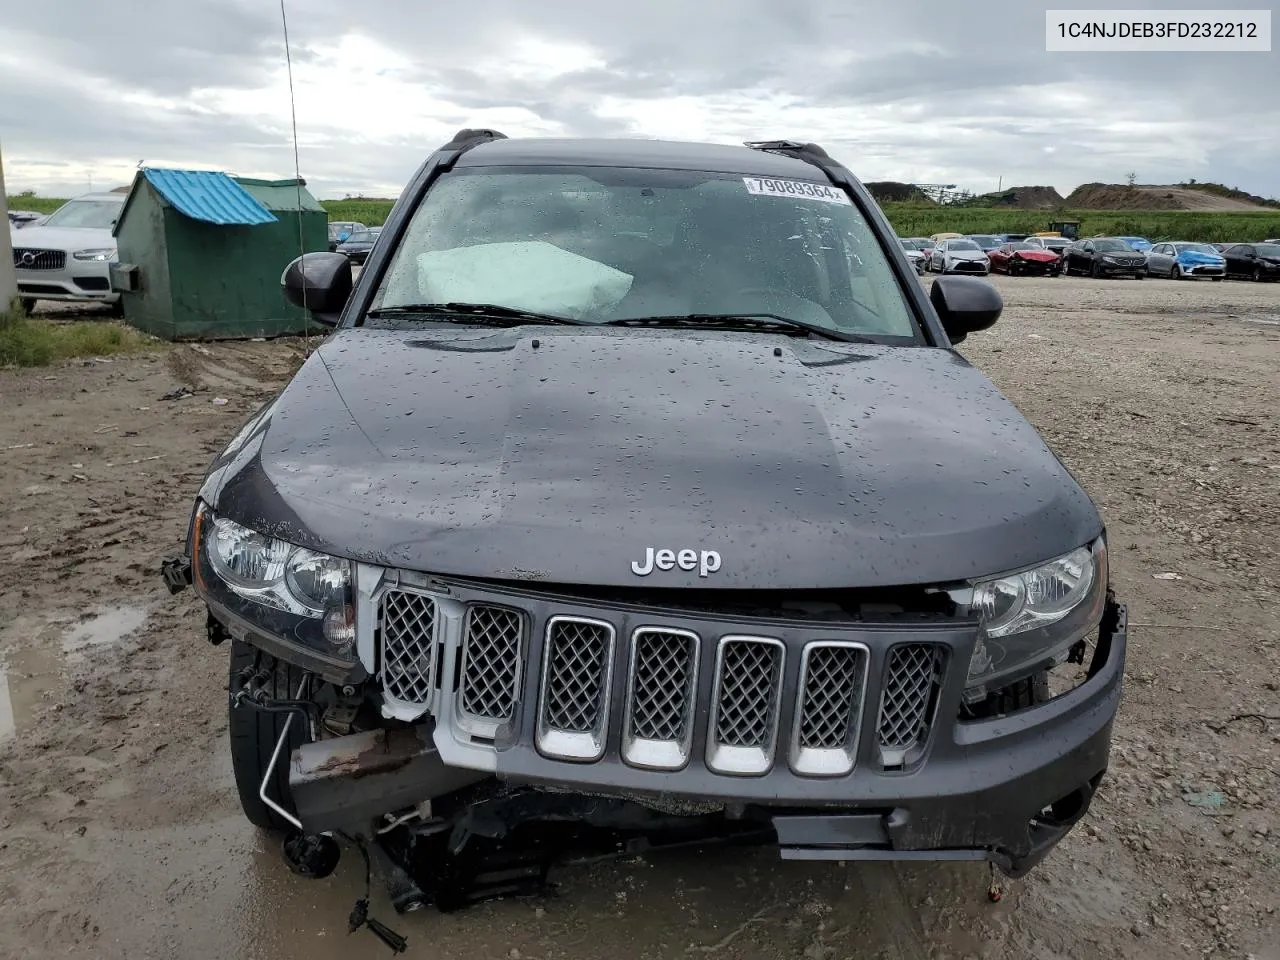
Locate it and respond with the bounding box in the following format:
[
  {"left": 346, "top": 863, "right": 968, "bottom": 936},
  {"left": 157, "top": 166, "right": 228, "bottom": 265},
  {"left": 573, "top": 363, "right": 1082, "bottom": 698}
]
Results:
[
  {"left": 930, "top": 275, "right": 1002, "bottom": 344},
  {"left": 281, "top": 252, "right": 352, "bottom": 326}
]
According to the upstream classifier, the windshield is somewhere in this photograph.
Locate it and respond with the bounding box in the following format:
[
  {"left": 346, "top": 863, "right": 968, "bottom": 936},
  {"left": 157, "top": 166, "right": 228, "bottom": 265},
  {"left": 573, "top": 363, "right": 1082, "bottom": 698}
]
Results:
[
  {"left": 372, "top": 166, "right": 920, "bottom": 341},
  {"left": 42, "top": 200, "right": 121, "bottom": 229},
  {"left": 1044, "top": 238, "right": 1069, "bottom": 247},
  {"left": 345, "top": 230, "right": 377, "bottom": 243},
  {"left": 1255, "top": 244, "right": 1280, "bottom": 257},
  {"left": 1007, "top": 242, "right": 1035, "bottom": 251},
  {"left": 1094, "top": 239, "right": 1135, "bottom": 252},
  {"left": 1175, "top": 243, "right": 1218, "bottom": 255},
  {"left": 968, "top": 236, "right": 999, "bottom": 245},
  {"left": 947, "top": 240, "right": 981, "bottom": 251}
]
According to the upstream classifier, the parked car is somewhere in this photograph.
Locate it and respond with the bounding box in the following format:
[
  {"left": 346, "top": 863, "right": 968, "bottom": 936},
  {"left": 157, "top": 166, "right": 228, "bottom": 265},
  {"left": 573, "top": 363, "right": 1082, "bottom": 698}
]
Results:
[
  {"left": 928, "top": 237, "right": 990, "bottom": 275},
  {"left": 1061, "top": 237, "right": 1146, "bottom": 279},
  {"left": 1144, "top": 242, "right": 1225, "bottom": 280},
  {"left": 335, "top": 227, "right": 382, "bottom": 265},
  {"left": 966, "top": 234, "right": 1004, "bottom": 254},
  {"left": 904, "top": 236, "right": 937, "bottom": 259},
  {"left": 1023, "top": 235, "right": 1072, "bottom": 257},
  {"left": 161, "top": 130, "right": 1126, "bottom": 925},
  {"left": 7, "top": 210, "right": 43, "bottom": 228},
  {"left": 1114, "top": 236, "right": 1152, "bottom": 253},
  {"left": 988, "top": 241, "right": 1062, "bottom": 277},
  {"left": 1221, "top": 242, "right": 1280, "bottom": 282},
  {"left": 327, "top": 220, "right": 366, "bottom": 251},
  {"left": 10, "top": 191, "right": 125, "bottom": 314}
]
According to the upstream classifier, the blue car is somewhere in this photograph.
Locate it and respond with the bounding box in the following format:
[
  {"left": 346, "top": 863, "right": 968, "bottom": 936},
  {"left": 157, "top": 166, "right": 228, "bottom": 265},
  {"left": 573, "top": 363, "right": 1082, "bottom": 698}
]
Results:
[
  {"left": 1115, "top": 235, "right": 1152, "bottom": 253},
  {"left": 1144, "top": 242, "right": 1226, "bottom": 280}
]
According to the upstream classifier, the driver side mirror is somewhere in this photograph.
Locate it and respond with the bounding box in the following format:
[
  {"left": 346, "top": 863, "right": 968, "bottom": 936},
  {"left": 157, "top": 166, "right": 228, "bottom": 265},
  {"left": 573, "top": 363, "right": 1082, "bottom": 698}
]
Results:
[
  {"left": 930, "top": 275, "right": 1002, "bottom": 344},
  {"left": 281, "top": 252, "right": 353, "bottom": 326}
]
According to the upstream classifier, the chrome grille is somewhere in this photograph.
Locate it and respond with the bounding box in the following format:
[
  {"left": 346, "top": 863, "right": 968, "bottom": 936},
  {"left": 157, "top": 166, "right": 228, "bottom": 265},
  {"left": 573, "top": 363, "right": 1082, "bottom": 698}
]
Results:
[
  {"left": 379, "top": 589, "right": 438, "bottom": 707},
  {"left": 458, "top": 604, "right": 523, "bottom": 724},
  {"left": 536, "top": 617, "right": 615, "bottom": 761},
  {"left": 877, "top": 643, "right": 946, "bottom": 767},
  {"left": 622, "top": 628, "right": 699, "bottom": 770},
  {"left": 707, "top": 636, "right": 784, "bottom": 775},
  {"left": 13, "top": 248, "right": 65, "bottom": 271}
]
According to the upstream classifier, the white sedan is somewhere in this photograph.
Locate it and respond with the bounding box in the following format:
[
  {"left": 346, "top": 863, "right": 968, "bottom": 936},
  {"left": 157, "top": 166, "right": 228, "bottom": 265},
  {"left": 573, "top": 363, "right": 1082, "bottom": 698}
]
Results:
[{"left": 927, "top": 237, "right": 990, "bottom": 276}]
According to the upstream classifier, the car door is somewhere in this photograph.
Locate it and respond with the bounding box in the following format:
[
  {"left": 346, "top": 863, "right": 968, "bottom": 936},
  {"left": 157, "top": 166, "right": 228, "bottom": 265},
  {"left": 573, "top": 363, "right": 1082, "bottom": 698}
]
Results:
[
  {"left": 1077, "top": 240, "right": 1094, "bottom": 271},
  {"left": 1147, "top": 244, "right": 1170, "bottom": 276},
  {"left": 1224, "top": 244, "right": 1250, "bottom": 276}
]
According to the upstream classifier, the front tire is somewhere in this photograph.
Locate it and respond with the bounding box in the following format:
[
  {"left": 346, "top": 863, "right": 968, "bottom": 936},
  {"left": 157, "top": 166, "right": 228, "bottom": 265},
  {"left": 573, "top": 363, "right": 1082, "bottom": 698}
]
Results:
[
  {"left": 19, "top": 298, "right": 36, "bottom": 315},
  {"left": 229, "top": 639, "right": 310, "bottom": 832},
  {"left": 1171, "top": 264, "right": 1181, "bottom": 280},
  {"left": 1091, "top": 260, "right": 1101, "bottom": 279},
  {"left": 1254, "top": 266, "right": 1264, "bottom": 282}
]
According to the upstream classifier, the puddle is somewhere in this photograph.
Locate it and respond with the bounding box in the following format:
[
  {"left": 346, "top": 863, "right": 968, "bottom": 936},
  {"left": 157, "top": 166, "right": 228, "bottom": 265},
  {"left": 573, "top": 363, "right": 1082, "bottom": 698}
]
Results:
[
  {"left": 0, "top": 642, "right": 66, "bottom": 742},
  {"left": 61, "top": 605, "right": 149, "bottom": 653},
  {"left": 0, "top": 605, "right": 149, "bottom": 743}
]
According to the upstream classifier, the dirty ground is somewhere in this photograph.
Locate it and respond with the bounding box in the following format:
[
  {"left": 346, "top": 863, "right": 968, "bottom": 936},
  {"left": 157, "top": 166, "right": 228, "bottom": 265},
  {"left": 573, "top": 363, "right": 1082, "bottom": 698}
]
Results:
[{"left": 1, "top": 276, "right": 1278, "bottom": 960}]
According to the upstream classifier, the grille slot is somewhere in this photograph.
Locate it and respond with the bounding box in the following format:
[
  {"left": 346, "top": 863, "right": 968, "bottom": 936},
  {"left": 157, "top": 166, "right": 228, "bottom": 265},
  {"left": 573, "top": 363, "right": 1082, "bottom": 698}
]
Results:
[
  {"left": 877, "top": 643, "right": 946, "bottom": 767},
  {"left": 790, "top": 641, "right": 868, "bottom": 777},
  {"left": 622, "top": 627, "right": 699, "bottom": 770},
  {"left": 536, "top": 616, "right": 615, "bottom": 761},
  {"left": 379, "top": 589, "right": 439, "bottom": 709},
  {"left": 458, "top": 604, "right": 524, "bottom": 727},
  {"left": 706, "top": 636, "right": 784, "bottom": 775},
  {"left": 13, "top": 248, "right": 66, "bottom": 271}
]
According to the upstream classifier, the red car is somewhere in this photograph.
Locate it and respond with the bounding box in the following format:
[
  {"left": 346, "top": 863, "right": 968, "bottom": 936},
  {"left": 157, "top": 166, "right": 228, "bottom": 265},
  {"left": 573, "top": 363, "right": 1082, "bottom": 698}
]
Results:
[{"left": 988, "top": 241, "right": 1062, "bottom": 277}]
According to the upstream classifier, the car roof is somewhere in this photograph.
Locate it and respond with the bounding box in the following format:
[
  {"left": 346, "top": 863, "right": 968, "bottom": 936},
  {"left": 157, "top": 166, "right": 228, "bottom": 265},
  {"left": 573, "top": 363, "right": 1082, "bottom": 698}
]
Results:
[
  {"left": 454, "top": 137, "right": 831, "bottom": 179},
  {"left": 70, "top": 192, "right": 126, "bottom": 203}
]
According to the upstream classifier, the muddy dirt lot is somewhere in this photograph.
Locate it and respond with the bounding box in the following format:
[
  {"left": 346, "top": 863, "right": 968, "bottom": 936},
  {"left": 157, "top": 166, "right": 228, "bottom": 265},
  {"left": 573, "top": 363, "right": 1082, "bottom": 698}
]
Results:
[{"left": 2, "top": 276, "right": 1278, "bottom": 960}]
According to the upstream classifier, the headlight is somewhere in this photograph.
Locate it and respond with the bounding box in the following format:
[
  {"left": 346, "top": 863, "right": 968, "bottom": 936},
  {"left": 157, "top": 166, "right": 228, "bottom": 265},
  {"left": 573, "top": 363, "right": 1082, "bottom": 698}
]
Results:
[
  {"left": 965, "top": 538, "right": 1107, "bottom": 697},
  {"left": 73, "top": 247, "right": 116, "bottom": 261},
  {"left": 193, "top": 504, "right": 356, "bottom": 658},
  {"left": 1100, "top": 255, "right": 1118, "bottom": 262}
]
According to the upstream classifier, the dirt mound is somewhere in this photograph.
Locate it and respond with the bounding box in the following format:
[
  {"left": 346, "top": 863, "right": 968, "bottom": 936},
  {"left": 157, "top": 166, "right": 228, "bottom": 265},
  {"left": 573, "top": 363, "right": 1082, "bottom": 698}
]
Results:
[
  {"left": 973, "top": 185, "right": 1065, "bottom": 209},
  {"left": 864, "top": 181, "right": 936, "bottom": 204},
  {"left": 1065, "top": 183, "right": 1273, "bottom": 211}
]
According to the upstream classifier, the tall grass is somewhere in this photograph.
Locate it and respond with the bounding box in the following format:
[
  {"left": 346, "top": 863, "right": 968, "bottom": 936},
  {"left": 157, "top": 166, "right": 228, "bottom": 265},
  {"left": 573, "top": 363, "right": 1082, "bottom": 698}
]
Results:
[
  {"left": 5, "top": 194, "right": 67, "bottom": 215},
  {"left": 18, "top": 195, "right": 1278, "bottom": 243},
  {"left": 0, "top": 302, "right": 159, "bottom": 368}
]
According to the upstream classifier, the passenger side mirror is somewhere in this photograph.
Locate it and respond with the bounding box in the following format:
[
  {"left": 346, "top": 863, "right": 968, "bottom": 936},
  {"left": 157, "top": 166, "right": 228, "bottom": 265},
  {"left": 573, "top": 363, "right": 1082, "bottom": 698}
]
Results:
[
  {"left": 281, "top": 252, "right": 353, "bottom": 326},
  {"left": 930, "top": 275, "right": 1003, "bottom": 344}
]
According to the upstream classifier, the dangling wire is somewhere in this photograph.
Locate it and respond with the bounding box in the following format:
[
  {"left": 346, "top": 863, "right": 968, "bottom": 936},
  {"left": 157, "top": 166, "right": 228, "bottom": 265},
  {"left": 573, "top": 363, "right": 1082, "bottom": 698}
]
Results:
[{"left": 278, "top": 0, "right": 310, "bottom": 358}]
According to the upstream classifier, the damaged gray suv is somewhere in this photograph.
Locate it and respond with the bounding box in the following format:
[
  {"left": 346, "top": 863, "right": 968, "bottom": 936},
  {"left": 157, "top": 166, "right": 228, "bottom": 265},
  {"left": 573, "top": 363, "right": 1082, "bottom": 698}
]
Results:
[{"left": 164, "top": 130, "right": 1127, "bottom": 940}]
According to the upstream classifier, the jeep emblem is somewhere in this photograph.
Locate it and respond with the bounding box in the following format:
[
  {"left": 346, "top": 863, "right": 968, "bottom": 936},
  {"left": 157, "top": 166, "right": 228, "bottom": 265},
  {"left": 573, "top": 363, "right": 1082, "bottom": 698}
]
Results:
[{"left": 631, "top": 547, "right": 721, "bottom": 578}]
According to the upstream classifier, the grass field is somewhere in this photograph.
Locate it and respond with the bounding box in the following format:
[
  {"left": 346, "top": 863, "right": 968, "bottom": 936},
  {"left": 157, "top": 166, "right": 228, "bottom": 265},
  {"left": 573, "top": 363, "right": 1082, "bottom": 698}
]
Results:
[
  {"left": 0, "top": 301, "right": 159, "bottom": 367},
  {"left": 13, "top": 195, "right": 1280, "bottom": 243}
]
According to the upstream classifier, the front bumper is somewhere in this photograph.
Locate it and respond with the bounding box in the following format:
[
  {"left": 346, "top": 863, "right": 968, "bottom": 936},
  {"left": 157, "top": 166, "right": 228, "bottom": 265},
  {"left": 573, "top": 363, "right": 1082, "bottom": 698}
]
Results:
[
  {"left": 1180, "top": 261, "right": 1225, "bottom": 277},
  {"left": 944, "top": 260, "right": 989, "bottom": 275},
  {"left": 274, "top": 566, "right": 1127, "bottom": 875},
  {"left": 15, "top": 262, "right": 118, "bottom": 303},
  {"left": 1095, "top": 260, "right": 1145, "bottom": 276}
]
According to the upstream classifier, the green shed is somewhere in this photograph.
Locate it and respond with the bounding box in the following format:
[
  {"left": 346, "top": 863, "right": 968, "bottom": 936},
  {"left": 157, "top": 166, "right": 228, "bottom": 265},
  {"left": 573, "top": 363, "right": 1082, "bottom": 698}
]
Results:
[{"left": 110, "top": 168, "right": 330, "bottom": 340}]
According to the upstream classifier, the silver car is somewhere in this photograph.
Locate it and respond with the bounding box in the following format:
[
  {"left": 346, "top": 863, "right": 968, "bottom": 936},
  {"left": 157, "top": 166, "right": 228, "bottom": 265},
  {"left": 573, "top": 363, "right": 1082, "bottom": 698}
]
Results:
[
  {"left": 898, "top": 238, "right": 927, "bottom": 275},
  {"left": 928, "top": 237, "right": 990, "bottom": 275}
]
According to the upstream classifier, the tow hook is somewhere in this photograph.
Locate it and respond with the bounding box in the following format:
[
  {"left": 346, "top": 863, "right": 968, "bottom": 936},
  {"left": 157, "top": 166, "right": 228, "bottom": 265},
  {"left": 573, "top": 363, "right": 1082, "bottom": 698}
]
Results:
[{"left": 160, "top": 556, "right": 192, "bottom": 594}]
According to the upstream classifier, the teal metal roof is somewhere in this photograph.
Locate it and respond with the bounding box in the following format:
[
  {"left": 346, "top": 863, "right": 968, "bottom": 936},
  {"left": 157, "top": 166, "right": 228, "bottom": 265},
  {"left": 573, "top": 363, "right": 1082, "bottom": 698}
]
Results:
[{"left": 143, "top": 168, "right": 279, "bottom": 225}]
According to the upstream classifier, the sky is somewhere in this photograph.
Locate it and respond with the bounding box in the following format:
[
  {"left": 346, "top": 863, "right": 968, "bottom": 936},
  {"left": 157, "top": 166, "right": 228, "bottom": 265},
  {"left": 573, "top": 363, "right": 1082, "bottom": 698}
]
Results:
[{"left": 1, "top": 0, "right": 1276, "bottom": 201}]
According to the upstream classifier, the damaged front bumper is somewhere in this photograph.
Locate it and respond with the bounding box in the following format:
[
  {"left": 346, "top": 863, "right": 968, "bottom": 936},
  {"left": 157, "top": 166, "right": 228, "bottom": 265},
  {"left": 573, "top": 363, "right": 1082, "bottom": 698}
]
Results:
[{"left": 287, "top": 599, "right": 1127, "bottom": 879}]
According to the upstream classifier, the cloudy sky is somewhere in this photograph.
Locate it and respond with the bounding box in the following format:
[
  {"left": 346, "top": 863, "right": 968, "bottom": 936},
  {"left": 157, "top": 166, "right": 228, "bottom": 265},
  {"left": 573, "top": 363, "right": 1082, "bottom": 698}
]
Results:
[{"left": 1, "top": 0, "right": 1276, "bottom": 201}]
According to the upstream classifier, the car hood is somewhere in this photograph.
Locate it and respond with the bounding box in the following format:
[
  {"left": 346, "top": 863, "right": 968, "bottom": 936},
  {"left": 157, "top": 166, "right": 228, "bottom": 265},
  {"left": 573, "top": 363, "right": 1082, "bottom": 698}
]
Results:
[
  {"left": 9, "top": 224, "right": 116, "bottom": 252},
  {"left": 1012, "top": 249, "right": 1059, "bottom": 261},
  {"left": 1178, "top": 251, "right": 1225, "bottom": 263},
  {"left": 203, "top": 326, "right": 1102, "bottom": 590},
  {"left": 946, "top": 250, "right": 988, "bottom": 260}
]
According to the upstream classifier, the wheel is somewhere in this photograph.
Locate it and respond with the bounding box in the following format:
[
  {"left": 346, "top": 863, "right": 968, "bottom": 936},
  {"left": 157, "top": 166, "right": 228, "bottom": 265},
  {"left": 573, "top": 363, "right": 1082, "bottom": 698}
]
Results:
[
  {"left": 228, "top": 637, "right": 310, "bottom": 832},
  {"left": 1254, "top": 266, "right": 1264, "bottom": 282},
  {"left": 107, "top": 298, "right": 125, "bottom": 317},
  {"left": 1091, "top": 260, "right": 1101, "bottom": 278},
  {"left": 1211, "top": 277, "right": 1223, "bottom": 282},
  {"left": 1134, "top": 270, "right": 1145, "bottom": 280},
  {"left": 19, "top": 298, "right": 36, "bottom": 315},
  {"left": 1171, "top": 264, "right": 1181, "bottom": 280}
]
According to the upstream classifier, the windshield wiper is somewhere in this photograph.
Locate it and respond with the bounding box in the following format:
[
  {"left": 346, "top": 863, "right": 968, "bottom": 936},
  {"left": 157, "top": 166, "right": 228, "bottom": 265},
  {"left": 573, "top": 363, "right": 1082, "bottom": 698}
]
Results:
[
  {"left": 365, "top": 302, "right": 589, "bottom": 326},
  {"left": 602, "top": 313, "right": 875, "bottom": 343}
]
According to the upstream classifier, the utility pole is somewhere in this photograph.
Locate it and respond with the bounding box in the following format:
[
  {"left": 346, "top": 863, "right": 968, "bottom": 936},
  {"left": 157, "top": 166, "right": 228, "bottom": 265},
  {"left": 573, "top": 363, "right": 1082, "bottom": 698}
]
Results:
[{"left": 0, "top": 142, "right": 17, "bottom": 310}]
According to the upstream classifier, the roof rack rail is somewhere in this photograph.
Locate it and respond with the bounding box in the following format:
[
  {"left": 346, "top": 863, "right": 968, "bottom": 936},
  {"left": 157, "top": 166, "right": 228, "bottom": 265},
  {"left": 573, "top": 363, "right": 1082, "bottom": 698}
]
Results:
[
  {"left": 743, "top": 140, "right": 831, "bottom": 160},
  {"left": 441, "top": 128, "right": 508, "bottom": 152}
]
